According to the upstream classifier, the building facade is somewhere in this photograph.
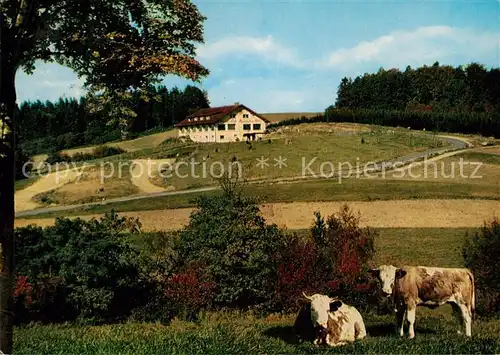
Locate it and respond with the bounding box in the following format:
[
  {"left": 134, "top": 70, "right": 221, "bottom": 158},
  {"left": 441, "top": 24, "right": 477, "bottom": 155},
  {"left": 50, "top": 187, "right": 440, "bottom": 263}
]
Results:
[{"left": 175, "top": 103, "right": 269, "bottom": 143}]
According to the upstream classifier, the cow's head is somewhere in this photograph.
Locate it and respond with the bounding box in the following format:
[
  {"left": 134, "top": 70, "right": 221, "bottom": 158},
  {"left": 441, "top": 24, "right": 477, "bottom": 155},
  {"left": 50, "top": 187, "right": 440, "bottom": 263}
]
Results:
[
  {"left": 369, "top": 265, "right": 407, "bottom": 297},
  {"left": 301, "top": 292, "right": 343, "bottom": 329}
]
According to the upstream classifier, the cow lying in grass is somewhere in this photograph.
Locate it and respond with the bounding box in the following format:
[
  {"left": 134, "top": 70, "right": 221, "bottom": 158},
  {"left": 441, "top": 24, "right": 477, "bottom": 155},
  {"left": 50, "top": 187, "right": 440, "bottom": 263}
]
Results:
[
  {"left": 293, "top": 293, "right": 367, "bottom": 346},
  {"left": 369, "top": 265, "right": 475, "bottom": 339}
]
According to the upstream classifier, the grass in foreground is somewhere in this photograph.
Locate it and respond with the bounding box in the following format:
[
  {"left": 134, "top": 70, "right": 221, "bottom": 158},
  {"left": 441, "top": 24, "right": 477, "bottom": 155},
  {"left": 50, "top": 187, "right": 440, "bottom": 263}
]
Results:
[{"left": 14, "top": 311, "right": 500, "bottom": 354}]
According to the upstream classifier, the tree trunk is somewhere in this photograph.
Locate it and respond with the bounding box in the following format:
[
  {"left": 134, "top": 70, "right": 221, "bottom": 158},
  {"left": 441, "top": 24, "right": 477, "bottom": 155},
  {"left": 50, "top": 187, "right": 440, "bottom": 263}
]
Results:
[{"left": 0, "top": 61, "right": 17, "bottom": 354}]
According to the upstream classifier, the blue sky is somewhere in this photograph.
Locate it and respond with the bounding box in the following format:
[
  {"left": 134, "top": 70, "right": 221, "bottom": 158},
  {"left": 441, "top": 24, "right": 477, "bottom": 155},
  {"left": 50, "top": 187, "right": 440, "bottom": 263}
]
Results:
[{"left": 15, "top": 0, "right": 500, "bottom": 113}]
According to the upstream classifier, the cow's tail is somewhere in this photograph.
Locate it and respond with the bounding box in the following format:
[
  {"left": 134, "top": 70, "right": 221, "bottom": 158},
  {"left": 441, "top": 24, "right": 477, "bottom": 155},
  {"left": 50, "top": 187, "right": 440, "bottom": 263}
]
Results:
[{"left": 468, "top": 269, "right": 475, "bottom": 315}]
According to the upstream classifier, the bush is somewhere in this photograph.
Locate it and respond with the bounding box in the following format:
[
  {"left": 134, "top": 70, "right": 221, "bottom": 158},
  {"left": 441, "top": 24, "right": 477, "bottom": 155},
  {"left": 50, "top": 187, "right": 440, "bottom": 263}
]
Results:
[
  {"left": 56, "top": 132, "right": 81, "bottom": 150},
  {"left": 273, "top": 205, "right": 379, "bottom": 313},
  {"left": 272, "top": 233, "right": 325, "bottom": 312},
  {"left": 123, "top": 231, "right": 181, "bottom": 324},
  {"left": 14, "top": 211, "right": 145, "bottom": 323},
  {"left": 164, "top": 261, "right": 217, "bottom": 321},
  {"left": 463, "top": 217, "right": 500, "bottom": 315},
  {"left": 45, "top": 145, "right": 126, "bottom": 164},
  {"left": 91, "top": 145, "right": 125, "bottom": 158},
  {"left": 45, "top": 151, "right": 72, "bottom": 165},
  {"left": 175, "top": 176, "right": 285, "bottom": 310},
  {"left": 315, "top": 206, "right": 378, "bottom": 309}
]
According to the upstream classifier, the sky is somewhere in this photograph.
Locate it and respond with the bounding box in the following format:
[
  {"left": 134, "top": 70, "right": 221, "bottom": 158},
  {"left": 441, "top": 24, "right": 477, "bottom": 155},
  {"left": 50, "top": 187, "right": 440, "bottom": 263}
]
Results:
[{"left": 15, "top": 0, "right": 500, "bottom": 113}]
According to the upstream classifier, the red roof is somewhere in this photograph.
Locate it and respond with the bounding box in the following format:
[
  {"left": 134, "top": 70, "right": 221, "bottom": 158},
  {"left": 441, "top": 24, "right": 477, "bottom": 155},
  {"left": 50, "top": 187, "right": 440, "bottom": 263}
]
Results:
[{"left": 174, "top": 104, "right": 269, "bottom": 127}]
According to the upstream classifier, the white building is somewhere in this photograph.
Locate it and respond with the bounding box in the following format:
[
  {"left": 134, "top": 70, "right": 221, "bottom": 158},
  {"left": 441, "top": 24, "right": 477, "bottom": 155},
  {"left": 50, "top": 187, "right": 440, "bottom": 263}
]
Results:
[{"left": 175, "top": 103, "right": 269, "bottom": 143}]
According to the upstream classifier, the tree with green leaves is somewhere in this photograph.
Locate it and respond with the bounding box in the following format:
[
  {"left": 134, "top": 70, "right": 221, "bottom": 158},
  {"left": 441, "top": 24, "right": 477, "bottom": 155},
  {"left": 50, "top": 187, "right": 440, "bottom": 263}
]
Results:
[
  {"left": 176, "top": 176, "right": 285, "bottom": 309},
  {"left": 0, "top": 0, "right": 209, "bottom": 351}
]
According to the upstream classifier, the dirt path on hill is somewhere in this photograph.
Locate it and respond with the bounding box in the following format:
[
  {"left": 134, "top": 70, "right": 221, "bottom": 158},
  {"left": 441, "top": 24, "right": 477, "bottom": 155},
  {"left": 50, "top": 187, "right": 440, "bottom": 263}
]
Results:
[
  {"left": 129, "top": 159, "right": 175, "bottom": 193},
  {"left": 14, "top": 199, "right": 500, "bottom": 231},
  {"left": 15, "top": 167, "right": 88, "bottom": 212}
]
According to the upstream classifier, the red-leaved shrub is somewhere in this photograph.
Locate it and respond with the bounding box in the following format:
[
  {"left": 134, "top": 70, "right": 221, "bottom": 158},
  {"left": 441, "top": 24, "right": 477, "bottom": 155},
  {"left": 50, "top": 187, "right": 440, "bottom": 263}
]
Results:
[
  {"left": 273, "top": 204, "right": 378, "bottom": 313},
  {"left": 14, "top": 275, "right": 33, "bottom": 307},
  {"left": 164, "top": 262, "right": 217, "bottom": 319},
  {"left": 273, "top": 235, "right": 323, "bottom": 312}
]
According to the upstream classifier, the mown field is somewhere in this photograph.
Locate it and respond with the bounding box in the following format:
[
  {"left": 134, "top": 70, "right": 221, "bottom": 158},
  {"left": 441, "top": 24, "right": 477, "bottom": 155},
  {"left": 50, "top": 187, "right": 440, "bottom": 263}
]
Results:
[
  {"left": 17, "top": 174, "right": 500, "bottom": 221},
  {"left": 14, "top": 227, "right": 500, "bottom": 354}
]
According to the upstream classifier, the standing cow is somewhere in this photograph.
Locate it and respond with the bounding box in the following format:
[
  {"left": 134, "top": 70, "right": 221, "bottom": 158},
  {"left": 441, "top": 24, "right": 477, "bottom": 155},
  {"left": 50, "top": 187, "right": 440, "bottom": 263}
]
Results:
[
  {"left": 369, "top": 265, "right": 475, "bottom": 339},
  {"left": 293, "top": 293, "right": 367, "bottom": 346}
]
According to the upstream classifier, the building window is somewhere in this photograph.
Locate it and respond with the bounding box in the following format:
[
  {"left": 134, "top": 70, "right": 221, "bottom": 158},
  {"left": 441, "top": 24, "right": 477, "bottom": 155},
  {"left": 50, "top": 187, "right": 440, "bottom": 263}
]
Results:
[
  {"left": 243, "top": 114, "right": 249, "bottom": 118},
  {"left": 230, "top": 114, "right": 236, "bottom": 118},
  {"left": 220, "top": 135, "right": 224, "bottom": 139},
  {"left": 217, "top": 124, "right": 225, "bottom": 130},
  {"left": 243, "top": 124, "right": 251, "bottom": 130},
  {"left": 227, "top": 124, "right": 236, "bottom": 130},
  {"left": 253, "top": 124, "right": 261, "bottom": 130}
]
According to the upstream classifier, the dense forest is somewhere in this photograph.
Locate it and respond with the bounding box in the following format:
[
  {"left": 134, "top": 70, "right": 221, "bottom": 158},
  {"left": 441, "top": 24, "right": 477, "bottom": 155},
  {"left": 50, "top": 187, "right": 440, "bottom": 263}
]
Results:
[
  {"left": 335, "top": 62, "right": 500, "bottom": 113},
  {"left": 329, "top": 62, "right": 500, "bottom": 137},
  {"left": 18, "top": 84, "right": 209, "bottom": 156}
]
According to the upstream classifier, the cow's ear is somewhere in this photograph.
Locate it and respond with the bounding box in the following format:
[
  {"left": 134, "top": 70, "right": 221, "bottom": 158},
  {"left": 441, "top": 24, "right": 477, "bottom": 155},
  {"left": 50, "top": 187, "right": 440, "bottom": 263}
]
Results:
[
  {"left": 297, "top": 298, "right": 310, "bottom": 306},
  {"left": 297, "top": 294, "right": 312, "bottom": 306},
  {"left": 395, "top": 268, "right": 407, "bottom": 279},
  {"left": 368, "top": 268, "right": 379, "bottom": 277},
  {"left": 329, "top": 300, "right": 342, "bottom": 312}
]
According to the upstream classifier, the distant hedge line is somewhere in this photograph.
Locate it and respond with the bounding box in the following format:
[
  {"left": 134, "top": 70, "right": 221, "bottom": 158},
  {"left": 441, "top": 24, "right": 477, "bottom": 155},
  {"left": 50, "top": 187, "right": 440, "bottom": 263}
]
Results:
[
  {"left": 267, "top": 108, "right": 500, "bottom": 138},
  {"left": 45, "top": 145, "right": 126, "bottom": 165}
]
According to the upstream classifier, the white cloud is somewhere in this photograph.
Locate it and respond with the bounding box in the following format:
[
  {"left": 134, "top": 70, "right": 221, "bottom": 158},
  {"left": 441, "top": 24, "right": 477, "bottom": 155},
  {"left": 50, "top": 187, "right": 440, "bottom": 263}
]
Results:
[
  {"left": 197, "top": 35, "right": 304, "bottom": 68},
  {"left": 15, "top": 62, "right": 85, "bottom": 103},
  {"left": 320, "top": 26, "right": 499, "bottom": 70},
  {"left": 196, "top": 26, "right": 499, "bottom": 74},
  {"left": 206, "top": 76, "right": 330, "bottom": 112}
]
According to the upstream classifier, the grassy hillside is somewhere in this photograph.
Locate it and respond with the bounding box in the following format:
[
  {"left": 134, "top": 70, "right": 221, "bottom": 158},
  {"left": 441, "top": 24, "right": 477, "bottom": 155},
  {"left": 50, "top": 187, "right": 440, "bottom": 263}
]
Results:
[
  {"left": 15, "top": 122, "right": 451, "bottom": 211},
  {"left": 152, "top": 127, "right": 446, "bottom": 190}
]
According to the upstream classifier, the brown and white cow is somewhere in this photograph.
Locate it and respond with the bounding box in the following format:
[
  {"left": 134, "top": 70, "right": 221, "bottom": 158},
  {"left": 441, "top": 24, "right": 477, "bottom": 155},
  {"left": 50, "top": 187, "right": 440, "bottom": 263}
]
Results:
[
  {"left": 293, "top": 293, "right": 367, "bottom": 346},
  {"left": 369, "top": 265, "right": 475, "bottom": 339}
]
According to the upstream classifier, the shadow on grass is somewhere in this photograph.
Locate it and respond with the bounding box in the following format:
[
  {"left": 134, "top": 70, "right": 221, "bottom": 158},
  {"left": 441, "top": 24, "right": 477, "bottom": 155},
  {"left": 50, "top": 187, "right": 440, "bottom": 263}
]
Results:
[
  {"left": 367, "top": 323, "right": 438, "bottom": 337},
  {"left": 263, "top": 323, "right": 438, "bottom": 344},
  {"left": 263, "top": 326, "right": 301, "bottom": 345}
]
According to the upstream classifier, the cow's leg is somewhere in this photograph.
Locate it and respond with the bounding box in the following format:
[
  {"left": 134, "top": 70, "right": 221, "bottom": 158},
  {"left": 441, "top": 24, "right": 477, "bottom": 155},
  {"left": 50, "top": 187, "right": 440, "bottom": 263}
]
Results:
[
  {"left": 326, "top": 336, "right": 347, "bottom": 347},
  {"left": 355, "top": 320, "right": 367, "bottom": 340},
  {"left": 458, "top": 303, "right": 472, "bottom": 337},
  {"left": 450, "top": 302, "right": 463, "bottom": 335},
  {"left": 395, "top": 308, "right": 406, "bottom": 337},
  {"left": 406, "top": 307, "right": 416, "bottom": 339}
]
